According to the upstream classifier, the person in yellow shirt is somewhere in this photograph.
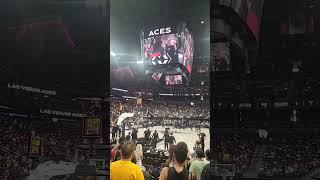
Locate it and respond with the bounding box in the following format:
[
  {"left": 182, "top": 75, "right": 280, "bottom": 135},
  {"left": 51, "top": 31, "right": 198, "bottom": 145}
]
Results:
[{"left": 110, "top": 141, "right": 145, "bottom": 180}]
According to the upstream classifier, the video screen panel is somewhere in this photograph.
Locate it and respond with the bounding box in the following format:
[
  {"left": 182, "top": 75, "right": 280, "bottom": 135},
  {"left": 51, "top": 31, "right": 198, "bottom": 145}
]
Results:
[
  {"left": 165, "top": 75, "right": 183, "bottom": 85},
  {"left": 211, "top": 42, "right": 232, "bottom": 72},
  {"left": 142, "top": 24, "right": 194, "bottom": 74},
  {"left": 218, "top": 0, "right": 264, "bottom": 41}
]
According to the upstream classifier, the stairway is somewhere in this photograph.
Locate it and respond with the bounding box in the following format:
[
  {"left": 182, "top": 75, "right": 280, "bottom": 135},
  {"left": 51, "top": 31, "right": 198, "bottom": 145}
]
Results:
[{"left": 243, "top": 144, "right": 266, "bottom": 178}]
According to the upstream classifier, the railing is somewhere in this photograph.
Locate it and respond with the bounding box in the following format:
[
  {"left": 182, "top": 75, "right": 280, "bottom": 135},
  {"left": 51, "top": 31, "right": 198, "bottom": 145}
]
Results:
[{"left": 0, "top": 144, "right": 31, "bottom": 161}]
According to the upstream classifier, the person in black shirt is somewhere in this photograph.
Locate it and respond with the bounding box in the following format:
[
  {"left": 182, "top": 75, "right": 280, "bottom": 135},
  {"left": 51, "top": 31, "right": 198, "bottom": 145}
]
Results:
[
  {"left": 152, "top": 130, "right": 159, "bottom": 140},
  {"left": 200, "top": 133, "right": 205, "bottom": 153},
  {"left": 159, "top": 142, "right": 194, "bottom": 180},
  {"left": 163, "top": 129, "right": 170, "bottom": 150},
  {"left": 125, "top": 132, "right": 131, "bottom": 141},
  {"left": 144, "top": 128, "right": 151, "bottom": 140},
  {"left": 151, "top": 130, "right": 159, "bottom": 148},
  {"left": 168, "top": 133, "right": 176, "bottom": 147},
  {"left": 147, "top": 128, "right": 151, "bottom": 140},
  {"left": 117, "top": 125, "right": 121, "bottom": 137},
  {"left": 144, "top": 129, "right": 148, "bottom": 140},
  {"left": 131, "top": 128, "right": 138, "bottom": 144},
  {"left": 111, "top": 126, "right": 116, "bottom": 140}
]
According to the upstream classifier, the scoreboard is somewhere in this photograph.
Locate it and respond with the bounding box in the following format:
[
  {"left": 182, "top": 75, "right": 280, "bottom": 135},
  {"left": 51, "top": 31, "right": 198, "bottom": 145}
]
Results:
[{"left": 82, "top": 117, "right": 102, "bottom": 137}]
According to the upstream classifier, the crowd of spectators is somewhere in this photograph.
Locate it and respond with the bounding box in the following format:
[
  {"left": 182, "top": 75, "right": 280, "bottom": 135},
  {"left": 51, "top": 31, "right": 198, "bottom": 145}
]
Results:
[
  {"left": 213, "top": 134, "right": 255, "bottom": 176},
  {"left": 0, "top": 116, "right": 31, "bottom": 179},
  {"left": 212, "top": 132, "right": 320, "bottom": 178},
  {"left": 259, "top": 136, "right": 320, "bottom": 177},
  {"left": 111, "top": 135, "right": 212, "bottom": 180},
  {"left": 0, "top": 114, "right": 93, "bottom": 179},
  {"left": 111, "top": 83, "right": 209, "bottom": 97},
  {"left": 111, "top": 99, "right": 209, "bottom": 120}
]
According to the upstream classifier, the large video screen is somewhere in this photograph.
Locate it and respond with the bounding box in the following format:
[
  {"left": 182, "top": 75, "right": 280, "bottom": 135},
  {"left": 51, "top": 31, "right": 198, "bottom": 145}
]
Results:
[
  {"left": 218, "top": 0, "right": 264, "bottom": 41},
  {"left": 165, "top": 75, "right": 183, "bottom": 85},
  {"left": 142, "top": 24, "right": 194, "bottom": 74}
]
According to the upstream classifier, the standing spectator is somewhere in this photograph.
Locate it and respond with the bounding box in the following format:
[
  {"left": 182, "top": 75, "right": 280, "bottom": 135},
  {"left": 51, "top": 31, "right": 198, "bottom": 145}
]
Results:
[
  {"left": 110, "top": 141, "right": 144, "bottom": 180},
  {"left": 134, "top": 144, "right": 143, "bottom": 168},
  {"left": 189, "top": 149, "right": 209, "bottom": 180},
  {"left": 159, "top": 142, "right": 194, "bottom": 180},
  {"left": 204, "top": 150, "right": 212, "bottom": 164},
  {"left": 164, "top": 145, "right": 176, "bottom": 168}
]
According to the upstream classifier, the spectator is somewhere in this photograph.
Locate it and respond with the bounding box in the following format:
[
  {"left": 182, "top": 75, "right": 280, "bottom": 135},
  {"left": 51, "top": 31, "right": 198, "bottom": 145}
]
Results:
[
  {"left": 201, "top": 150, "right": 213, "bottom": 180},
  {"left": 135, "top": 144, "right": 144, "bottom": 168},
  {"left": 110, "top": 141, "right": 144, "bottom": 180},
  {"left": 189, "top": 149, "right": 209, "bottom": 180},
  {"left": 159, "top": 142, "right": 194, "bottom": 180},
  {"left": 204, "top": 150, "right": 212, "bottom": 164},
  {"left": 164, "top": 145, "right": 176, "bottom": 168}
]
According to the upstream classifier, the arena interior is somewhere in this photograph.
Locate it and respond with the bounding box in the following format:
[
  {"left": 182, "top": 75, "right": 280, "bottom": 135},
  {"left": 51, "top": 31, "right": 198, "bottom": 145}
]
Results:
[
  {"left": 110, "top": 0, "right": 210, "bottom": 179},
  {"left": 211, "top": 0, "right": 320, "bottom": 179},
  {"left": 1, "top": 0, "right": 320, "bottom": 180}
]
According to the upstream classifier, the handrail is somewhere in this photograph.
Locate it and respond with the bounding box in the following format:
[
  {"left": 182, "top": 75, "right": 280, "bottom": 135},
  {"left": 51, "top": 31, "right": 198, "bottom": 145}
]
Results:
[{"left": 0, "top": 144, "right": 31, "bottom": 161}]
